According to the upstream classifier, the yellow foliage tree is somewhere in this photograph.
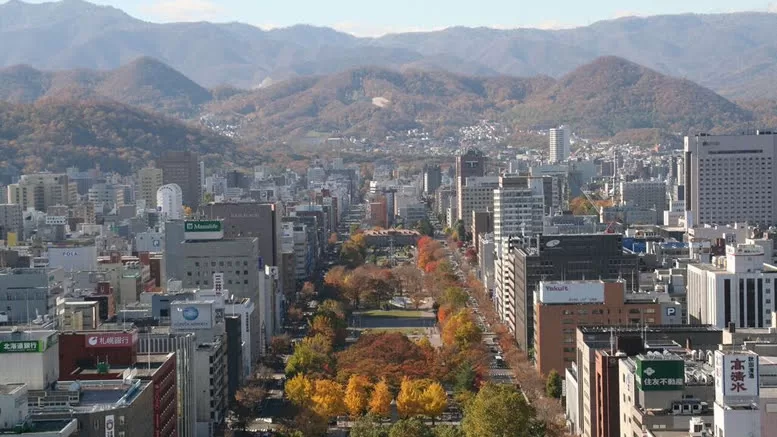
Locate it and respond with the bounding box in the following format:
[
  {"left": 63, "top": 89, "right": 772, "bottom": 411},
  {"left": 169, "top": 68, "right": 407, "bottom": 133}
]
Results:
[
  {"left": 421, "top": 381, "right": 448, "bottom": 424},
  {"left": 344, "top": 375, "right": 371, "bottom": 418},
  {"left": 368, "top": 378, "right": 392, "bottom": 418},
  {"left": 396, "top": 377, "right": 425, "bottom": 418},
  {"left": 311, "top": 379, "right": 346, "bottom": 419},
  {"left": 285, "top": 374, "right": 313, "bottom": 407}
]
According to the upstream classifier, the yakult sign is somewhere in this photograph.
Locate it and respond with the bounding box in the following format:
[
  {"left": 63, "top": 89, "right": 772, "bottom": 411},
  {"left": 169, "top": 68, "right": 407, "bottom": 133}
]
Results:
[{"left": 537, "top": 281, "right": 605, "bottom": 304}]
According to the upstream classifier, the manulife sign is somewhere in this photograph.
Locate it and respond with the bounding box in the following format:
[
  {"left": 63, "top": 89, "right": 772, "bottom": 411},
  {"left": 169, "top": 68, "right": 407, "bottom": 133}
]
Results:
[
  {"left": 184, "top": 220, "right": 224, "bottom": 241},
  {"left": 636, "top": 357, "right": 685, "bottom": 391}
]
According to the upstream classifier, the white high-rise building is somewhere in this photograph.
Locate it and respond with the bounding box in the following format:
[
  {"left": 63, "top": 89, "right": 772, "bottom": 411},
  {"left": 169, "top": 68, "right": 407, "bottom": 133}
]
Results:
[
  {"left": 687, "top": 243, "right": 777, "bottom": 328},
  {"left": 157, "top": 183, "right": 184, "bottom": 220},
  {"left": 549, "top": 126, "right": 570, "bottom": 163},
  {"left": 685, "top": 132, "right": 777, "bottom": 227},
  {"left": 492, "top": 175, "right": 544, "bottom": 322}
]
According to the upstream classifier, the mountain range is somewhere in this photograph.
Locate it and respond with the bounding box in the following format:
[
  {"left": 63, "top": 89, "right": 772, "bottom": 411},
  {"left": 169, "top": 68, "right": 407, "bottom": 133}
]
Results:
[{"left": 3, "top": 0, "right": 777, "bottom": 99}]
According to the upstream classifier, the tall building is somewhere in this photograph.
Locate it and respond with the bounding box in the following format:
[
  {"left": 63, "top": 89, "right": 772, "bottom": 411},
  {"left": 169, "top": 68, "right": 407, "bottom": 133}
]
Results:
[
  {"left": 7, "top": 173, "right": 75, "bottom": 211},
  {"left": 457, "top": 176, "right": 498, "bottom": 229},
  {"left": 533, "top": 280, "right": 681, "bottom": 376},
  {"left": 549, "top": 126, "right": 570, "bottom": 163},
  {"left": 158, "top": 151, "right": 202, "bottom": 209},
  {"left": 684, "top": 132, "right": 777, "bottom": 226},
  {"left": 493, "top": 175, "right": 545, "bottom": 322},
  {"left": 423, "top": 164, "right": 442, "bottom": 195},
  {"left": 0, "top": 203, "right": 22, "bottom": 240},
  {"left": 87, "top": 183, "right": 125, "bottom": 210},
  {"left": 687, "top": 243, "right": 777, "bottom": 329},
  {"left": 455, "top": 148, "right": 486, "bottom": 201},
  {"left": 511, "top": 234, "right": 640, "bottom": 350},
  {"left": 157, "top": 184, "right": 184, "bottom": 220},
  {"left": 199, "top": 202, "right": 281, "bottom": 267},
  {"left": 620, "top": 180, "right": 667, "bottom": 215},
  {"left": 138, "top": 167, "right": 164, "bottom": 209}
]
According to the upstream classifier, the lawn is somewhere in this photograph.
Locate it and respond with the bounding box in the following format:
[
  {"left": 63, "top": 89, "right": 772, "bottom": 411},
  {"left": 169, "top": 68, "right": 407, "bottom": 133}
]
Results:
[{"left": 359, "top": 310, "right": 434, "bottom": 318}]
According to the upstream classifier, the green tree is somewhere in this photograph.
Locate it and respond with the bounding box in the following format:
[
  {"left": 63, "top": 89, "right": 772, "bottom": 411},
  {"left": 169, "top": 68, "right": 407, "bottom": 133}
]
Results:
[
  {"left": 546, "top": 369, "right": 563, "bottom": 399},
  {"left": 389, "top": 418, "right": 434, "bottom": 437},
  {"left": 453, "top": 362, "right": 477, "bottom": 393},
  {"left": 415, "top": 219, "right": 434, "bottom": 237},
  {"left": 455, "top": 221, "right": 467, "bottom": 242},
  {"left": 461, "top": 384, "right": 545, "bottom": 437},
  {"left": 285, "top": 335, "right": 332, "bottom": 376},
  {"left": 433, "top": 427, "right": 465, "bottom": 437},
  {"left": 350, "top": 414, "right": 389, "bottom": 437}
]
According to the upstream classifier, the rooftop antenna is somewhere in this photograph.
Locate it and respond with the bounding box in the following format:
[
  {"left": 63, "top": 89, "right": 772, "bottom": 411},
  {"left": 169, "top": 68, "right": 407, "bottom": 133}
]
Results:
[{"left": 609, "top": 327, "right": 615, "bottom": 355}]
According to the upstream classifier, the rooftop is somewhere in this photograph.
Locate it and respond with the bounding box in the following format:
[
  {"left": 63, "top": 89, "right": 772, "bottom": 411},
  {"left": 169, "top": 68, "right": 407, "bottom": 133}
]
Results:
[
  {"left": 0, "top": 383, "right": 25, "bottom": 395},
  {"left": 579, "top": 325, "right": 720, "bottom": 335},
  {"left": 0, "top": 330, "right": 56, "bottom": 342},
  {"left": 0, "top": 419, "right": 77, "bottom": 435}
]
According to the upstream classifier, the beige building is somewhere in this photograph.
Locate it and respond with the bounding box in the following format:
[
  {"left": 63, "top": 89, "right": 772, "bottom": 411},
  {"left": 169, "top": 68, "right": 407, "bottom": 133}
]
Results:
[
  {"left": 7, "top": 174, "right": 76, "bottom": 212},
  {"left": 138, "top": 167, "right": 163, "bottom": 209}
]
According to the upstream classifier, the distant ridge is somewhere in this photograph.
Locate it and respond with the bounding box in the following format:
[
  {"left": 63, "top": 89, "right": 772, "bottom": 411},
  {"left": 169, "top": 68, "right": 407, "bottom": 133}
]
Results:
[{"left": 2, "top": 1, "right": 777, "bottom": 98}]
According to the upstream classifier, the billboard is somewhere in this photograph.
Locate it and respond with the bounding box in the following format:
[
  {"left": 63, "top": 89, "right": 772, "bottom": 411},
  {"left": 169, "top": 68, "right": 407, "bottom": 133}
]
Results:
[
  {"left": 0, "top": 340, "right": 43, "bottom": 353},
  {"left": 184, "top": 220, "right": 223, "bottom": 241},
  {"left": 84, "top": 332, "right": 138, "bottom": 349},
  {"left": 715, "top": 351, "right": 759, "bottom": 405},
  {"left": 171, "top": 302, "right": 214, "bottom": 330},
  {"left": 47, "top": 246, "right": 98, "bottom": 272},
  {"left": 636, "top": 358, "right": 685, "bottom": 391},
  {"left": 537, "top": 281, "right": 605, "bottom": 304}
]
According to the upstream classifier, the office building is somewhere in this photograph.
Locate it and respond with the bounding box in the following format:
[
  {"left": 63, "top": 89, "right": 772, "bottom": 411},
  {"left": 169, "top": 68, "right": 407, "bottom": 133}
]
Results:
[
  {"left": 138, "top": 167, "right": 164, "bottom": 209},
  {"left": 200, "top": 202, "right": 281, "bottom": 268},
  {"left": 139, "top": 330, "right": 196, "bottom": 437},
  {"left": 549, "top": 126, "right": 570, "bottom": 163},
  {"left": 620, "top": 180, "right": 667, "bottom": 214},
  {"left": 455, "top": 148, "right": 486, "bottom": 200},
  {"left": 164, "top": 221, "right": 277, "bottom": 361},
  {"left": 533, "top": 280, "right": 681, "bottom": 376},
  {"left": 471, "top": 211, "right": 493, "bottom": 251},
  {"left": 568, "top": 325, "right": 723, "bottom": 437},
  {"left": 87, "top": 183, "right": 124, "bottom": 211},
  {"left": 493, "top": 175, "right": 545, "bottom": 246},
  {"left": 684, "top": 132, "right": 777, "bottom": 226},
  {"left": 0, "top": 269, "right": 53, "bottom": 324},
  {"left": 457, "top": 176, "right": 498, "bottom": 230},
  {"left": 618, "top": 352, "right": 715, "bottom": 437},
  {"left": 158, "top": 151, "right": 202, "bottom": 209},
  {"left": 0, "top": 329, "right": 59, "bottom": 390},
  {"left": 0, "top": 203, "right": 22, "bottom": 241},
  {"left": 512, "top": 234, "right": 640, "bottom": 351},
  {"left": 687, "top": 243, "right": 777, "bottom": 329},
  {"left": 423, "top": 164, "right": 442, "bottom": 195},
  {"left": 7, "top": 174, "right": 75, "bottom": 211}
]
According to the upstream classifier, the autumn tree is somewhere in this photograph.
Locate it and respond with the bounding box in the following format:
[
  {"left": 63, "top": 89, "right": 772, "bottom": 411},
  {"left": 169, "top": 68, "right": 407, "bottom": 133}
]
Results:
[
  {"left": 368, "top": 378, "right": 393, "bottom": 418},
  {"left": 285, "top": 374, "right": 314, "bottom": 407},
  {"left": 441, "top": 310, "right": 481, "bottom": 349},
  {"left": 270, "top": 334, "right": 292, "bottom": 356},
  {"left": 440, "top": 286, "right": 469, "bottom": 310},
  {"left": 421, "top": 382, "right": 447, "bottom": 424},
  {"left": 233, "top": 383, "right": 267, "bottom": 430},
  {"left": 309, "top": 315, "right": 336, "bottom": 345},
  {"left": 285, "top": 334, "right": 333, "bottom": 377},
  {"left": 337, "top": 333, "right": 437, "bottom": 385},
  {"left": 311, "top": 379, "right": 346, "bottom": 419},
  {"left": 546, "top": 370, "right": 562, "bottom": 399},
  {"left": 344, "top": 375, "right": 372, "bottom": 418},
  {"left": 396, "top": 377, "right": 425, "bottom": 418},
  {"left": 300, "top": 281, "right": 317, "bottom": 301},
  {"left": 289, "top": 407, "right": 328, "bottom": 437},
  {"left": 461, "top": 383, "right": 545, "bottom": 437}
]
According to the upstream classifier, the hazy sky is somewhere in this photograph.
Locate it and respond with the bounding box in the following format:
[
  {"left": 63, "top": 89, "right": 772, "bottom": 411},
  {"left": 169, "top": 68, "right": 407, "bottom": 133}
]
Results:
[{"left": 9, "top": 0, "right": 777, "bottom": 36}]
